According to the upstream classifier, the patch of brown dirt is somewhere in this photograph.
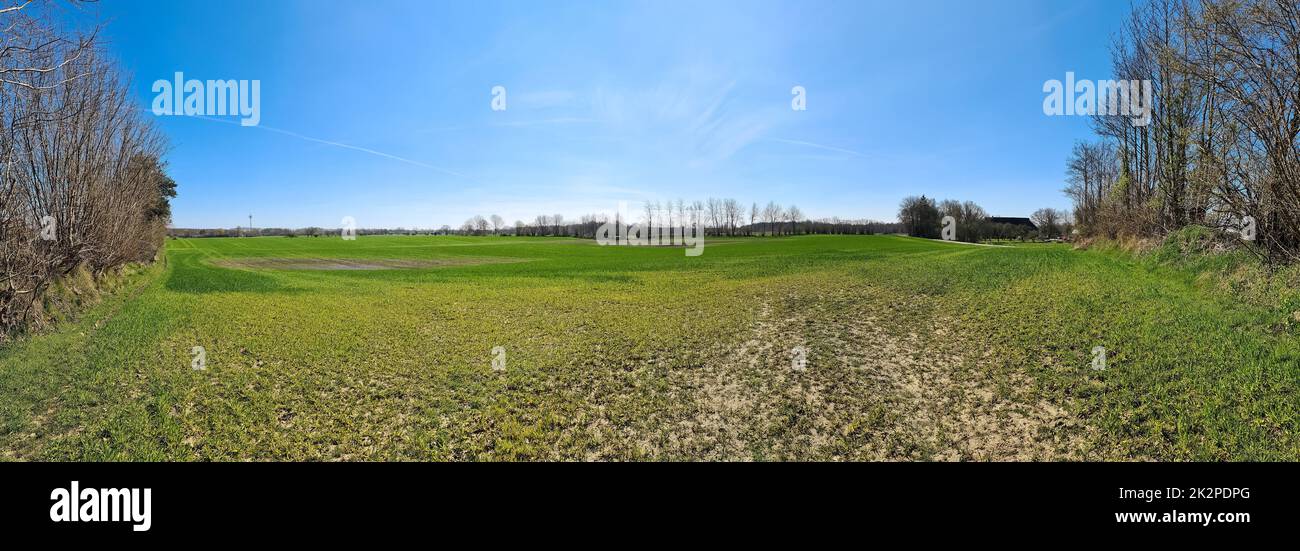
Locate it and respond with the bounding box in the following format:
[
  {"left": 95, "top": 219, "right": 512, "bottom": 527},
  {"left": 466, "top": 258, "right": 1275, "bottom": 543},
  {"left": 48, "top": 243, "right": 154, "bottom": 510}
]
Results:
[{"left": 667, "top": 285, "right": 1081, "bottom": 461}]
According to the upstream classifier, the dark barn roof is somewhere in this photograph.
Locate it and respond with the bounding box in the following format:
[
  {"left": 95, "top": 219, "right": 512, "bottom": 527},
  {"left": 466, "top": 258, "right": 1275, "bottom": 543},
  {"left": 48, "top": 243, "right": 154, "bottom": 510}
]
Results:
[{"left": 987, "top": 217, "right": 1038, "bottom": 229}]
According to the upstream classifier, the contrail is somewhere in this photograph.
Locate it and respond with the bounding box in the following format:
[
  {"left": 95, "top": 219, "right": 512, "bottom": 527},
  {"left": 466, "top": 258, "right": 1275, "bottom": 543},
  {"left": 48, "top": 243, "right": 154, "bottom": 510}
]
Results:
[
  {"left": 768, "top": 137, "right": 874, "bottom": 159},
  {"left": 254, "top": 124, "right": 470, "bottom": 178},
  {"left": 151, "top": 110, "right": 471, "bottom": 179}
]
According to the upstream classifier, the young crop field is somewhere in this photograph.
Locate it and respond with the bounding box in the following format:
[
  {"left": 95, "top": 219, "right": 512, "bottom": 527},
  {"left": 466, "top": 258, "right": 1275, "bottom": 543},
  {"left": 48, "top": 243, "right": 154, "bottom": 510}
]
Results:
[{"left": 1, "top": 234, "right": 1296, "bottom": 461}]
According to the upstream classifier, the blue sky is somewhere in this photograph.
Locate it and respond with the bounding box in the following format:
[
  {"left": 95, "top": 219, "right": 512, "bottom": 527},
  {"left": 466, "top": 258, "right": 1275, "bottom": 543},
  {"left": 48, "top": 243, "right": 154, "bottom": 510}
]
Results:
[{"left": 86, "top": 0, "right": 1129, "bottom": 229}]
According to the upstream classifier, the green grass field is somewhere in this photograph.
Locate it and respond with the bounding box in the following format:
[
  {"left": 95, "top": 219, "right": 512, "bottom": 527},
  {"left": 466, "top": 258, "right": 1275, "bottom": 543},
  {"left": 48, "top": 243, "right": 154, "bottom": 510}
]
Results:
[{"left": 1, "top": 234, "right": 1296, "bottom": 460}]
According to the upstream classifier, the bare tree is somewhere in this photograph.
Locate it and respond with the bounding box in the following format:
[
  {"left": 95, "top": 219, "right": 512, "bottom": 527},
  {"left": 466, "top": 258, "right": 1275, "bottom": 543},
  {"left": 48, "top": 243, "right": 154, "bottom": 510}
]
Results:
[
  {"left": 1031, "top": 208, "right": 1063, "bottom": 239},
  {"left": 762, "top": 202, "right": 781, "bottom": 236},
  {"left": 1068, "top": 0, "right": 1300, "bottom": 260},
  {"left": 786, "top": 205, "right": 803, "bottom": 235},
  {"left": 2, "top": 5, "right": 174, "bottom": 337},
  {"left": 712, "top": 197, "right": 722, "bottom": 235},
  {"left": 722, "top": 198, "right": 740, "bottom": 236}
]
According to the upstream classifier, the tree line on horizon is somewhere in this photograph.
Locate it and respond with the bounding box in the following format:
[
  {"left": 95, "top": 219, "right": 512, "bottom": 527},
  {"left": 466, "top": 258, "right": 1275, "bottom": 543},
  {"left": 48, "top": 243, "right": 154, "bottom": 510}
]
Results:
[
  {"left": 1, "top": 3, "right": 176, "bottom": 339},
  {"left": 897, "top": 195, "right": 1072, "bottom": 242},
  {"left": 169, "top": 199, "right": 905, "bottom": 239},
  {"left": 457, "top": 197, "right": 910, "bottom": 238},
  {"left": 171, "top": 193, "right": 1074, "bottom": 243},
  {"left": 1067, "top": 0, "right": 1299, "bottom": 261},
  {"left": 472, "top": 198, "right": 901, "bottom": 238}
]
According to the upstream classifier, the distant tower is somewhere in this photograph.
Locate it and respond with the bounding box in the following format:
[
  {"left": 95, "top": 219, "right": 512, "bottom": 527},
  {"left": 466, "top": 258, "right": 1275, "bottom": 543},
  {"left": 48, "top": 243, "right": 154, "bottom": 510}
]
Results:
[{"left": 248, "top": 214, "right": 254, "bottom": 237}]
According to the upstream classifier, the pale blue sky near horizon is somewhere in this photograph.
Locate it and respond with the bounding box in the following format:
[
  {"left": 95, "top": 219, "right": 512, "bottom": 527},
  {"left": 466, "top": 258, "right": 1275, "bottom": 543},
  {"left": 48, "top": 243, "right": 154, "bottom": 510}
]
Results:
[{"left": 84, "top": 0, "right": 1129, "bottom": 229}]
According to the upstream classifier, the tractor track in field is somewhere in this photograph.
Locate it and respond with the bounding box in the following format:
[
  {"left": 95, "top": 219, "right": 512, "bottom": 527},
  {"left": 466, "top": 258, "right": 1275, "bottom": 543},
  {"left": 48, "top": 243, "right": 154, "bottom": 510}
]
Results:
[{"left": 666, "top": 285, "right": 1083, "bottom": 461}]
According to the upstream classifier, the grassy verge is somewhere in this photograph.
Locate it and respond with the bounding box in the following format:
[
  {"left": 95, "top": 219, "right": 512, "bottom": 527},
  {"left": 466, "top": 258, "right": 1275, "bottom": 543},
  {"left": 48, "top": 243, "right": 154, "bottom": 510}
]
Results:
[
  {"left": 926, "top": 231, "right": 1299, "bottom": 460},
  {"left": 0, "top": 260, "right": 167, "bottom": 460}
]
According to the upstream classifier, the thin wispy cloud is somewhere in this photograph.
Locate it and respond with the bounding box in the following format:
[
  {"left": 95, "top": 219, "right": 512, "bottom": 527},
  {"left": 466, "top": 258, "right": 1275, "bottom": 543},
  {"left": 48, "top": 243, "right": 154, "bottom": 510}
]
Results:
[
  {"left": 416, "top": 117, "right": 600, "bottom": 133},
  {"left": 1026, "top": 4, "right": 1088, "bottom": 38},
  {"left": 489, "top": 117, "right": 601, "bottom": 128},
  {"left": 512, "top": 89, "right": 577, "bottom": 109},
  {"left": 591, "top": 74, "right": 779, "bottom": 166}
]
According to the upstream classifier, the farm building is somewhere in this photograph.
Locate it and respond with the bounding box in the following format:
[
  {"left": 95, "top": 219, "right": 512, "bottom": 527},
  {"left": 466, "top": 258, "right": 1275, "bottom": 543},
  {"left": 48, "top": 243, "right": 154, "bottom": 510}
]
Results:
[{"left": 986, "top": 217, "right": 1038, "bottom": 230}]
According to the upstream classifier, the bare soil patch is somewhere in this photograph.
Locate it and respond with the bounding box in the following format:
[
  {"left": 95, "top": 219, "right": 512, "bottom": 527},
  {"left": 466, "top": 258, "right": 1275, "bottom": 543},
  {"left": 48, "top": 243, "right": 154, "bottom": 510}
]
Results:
[{"left": 661, "top": 283, "right": 1081, "bottom": 461}]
